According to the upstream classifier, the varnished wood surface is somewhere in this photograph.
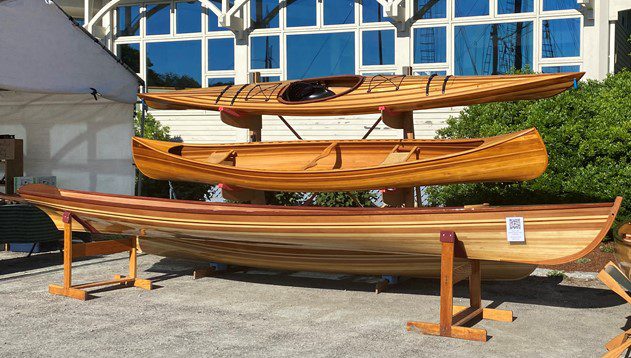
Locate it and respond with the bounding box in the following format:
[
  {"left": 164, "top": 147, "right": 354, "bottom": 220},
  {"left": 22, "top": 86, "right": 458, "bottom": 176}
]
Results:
[
  {"left": 139, "top": 73, "right": 584, "bottom": 115},
  {"left": 137, "top": 236, "right": 535, "bottom": 280},
  {"left": 133, "top": 128, "right": 548, "bottom": 192},
  {"left": 17, "top": 184, "right": 621, "bottom": 265},
  {"left": 616, "top": 223, "right": 631, "bottom": 279}
]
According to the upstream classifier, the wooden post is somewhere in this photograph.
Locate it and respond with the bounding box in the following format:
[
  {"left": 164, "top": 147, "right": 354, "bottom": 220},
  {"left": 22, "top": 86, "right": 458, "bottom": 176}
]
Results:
[
  {"left": 406, "top": 231, "right": 513, "bottom": 342},
  {"left": 62, "top": 212, "right": 73, "bottom": 289},
  {"left": 49, "top": 212, "right": 153, "bottom": 300}
]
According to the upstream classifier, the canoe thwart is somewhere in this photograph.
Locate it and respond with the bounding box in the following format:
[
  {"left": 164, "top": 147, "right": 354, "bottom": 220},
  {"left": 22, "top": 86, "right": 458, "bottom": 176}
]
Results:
[
  {"left": 49, "top": 211, "right": 153, "bottom": 301},
  {"left": 406, "top": 230, "right": 513, "bottom": 342},
  {"left": 302, "top": 142, "right": 338, "bottom": 170}
]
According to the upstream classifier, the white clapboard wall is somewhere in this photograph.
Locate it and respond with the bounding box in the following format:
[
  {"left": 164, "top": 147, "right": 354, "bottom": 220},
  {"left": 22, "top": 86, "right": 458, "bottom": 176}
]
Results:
[{"left": 151, "top": 107, "right": 462, "bottom": 143}]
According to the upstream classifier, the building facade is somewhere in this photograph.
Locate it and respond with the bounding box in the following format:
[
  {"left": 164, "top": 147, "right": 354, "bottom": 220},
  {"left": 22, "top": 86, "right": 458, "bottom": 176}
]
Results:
[{"left": 61, "top": 0, "right": 631, "bottom": 143}]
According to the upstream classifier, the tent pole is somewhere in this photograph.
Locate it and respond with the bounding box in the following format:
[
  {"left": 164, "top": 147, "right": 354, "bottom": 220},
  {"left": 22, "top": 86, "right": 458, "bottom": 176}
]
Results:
[{"left": 136, "top": 86, "right": 147, "bottom": 196}]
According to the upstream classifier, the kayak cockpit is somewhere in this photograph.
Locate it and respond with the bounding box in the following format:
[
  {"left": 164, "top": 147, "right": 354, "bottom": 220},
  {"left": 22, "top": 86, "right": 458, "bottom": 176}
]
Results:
[{"left": 279, "top": 75, "right": 364, "bottom": 104}]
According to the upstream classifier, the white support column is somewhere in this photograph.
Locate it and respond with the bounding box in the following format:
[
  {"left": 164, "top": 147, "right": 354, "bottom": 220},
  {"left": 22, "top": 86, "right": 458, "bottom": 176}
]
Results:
[
  {"left": 84, "top": 0, "right": 90, "bottom": 24},
  {"left": 582, "top": 0, "right": 609, "bottom": 80},
  {"left": 394, "top": 0, "right": 412, "bottom": 74}
]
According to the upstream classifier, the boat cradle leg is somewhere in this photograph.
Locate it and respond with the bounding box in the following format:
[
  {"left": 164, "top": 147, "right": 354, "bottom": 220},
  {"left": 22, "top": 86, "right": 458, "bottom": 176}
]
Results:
[
  {"left": 406, "top": 230, "right": 513, "bottom": 342},
  {"left": 49, "top": 212, "right": 153, "bottom": 300}
]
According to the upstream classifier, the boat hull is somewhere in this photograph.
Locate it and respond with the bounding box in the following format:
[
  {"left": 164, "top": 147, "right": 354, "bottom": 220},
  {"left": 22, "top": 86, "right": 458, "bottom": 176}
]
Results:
[
  {"left": 18, "top": 185, "right": 621, "bottom": 266},
  {"left": 139, "top": 73, "right": 584, "bottom": 115},
  {"left": 132, "top": 128, "right": 548, "bottom": 192},
  {"left": 137, "top": 237, "right": 536, "bottom": 280},
  {"left": 616, "top": 223, "right": 631, "bottom": 279}
]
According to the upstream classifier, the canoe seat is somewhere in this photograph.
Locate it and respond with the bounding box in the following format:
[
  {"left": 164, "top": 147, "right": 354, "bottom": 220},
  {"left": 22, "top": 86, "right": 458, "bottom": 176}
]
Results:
[
  {"left": 380, "top": 145, "right": 419, "bottom": 166},
  {"left": 207, "top": 150, "right": 236, "bottom": 165},
  {"left": 302, "top": 142, "right": 338, "bottom": 170}
]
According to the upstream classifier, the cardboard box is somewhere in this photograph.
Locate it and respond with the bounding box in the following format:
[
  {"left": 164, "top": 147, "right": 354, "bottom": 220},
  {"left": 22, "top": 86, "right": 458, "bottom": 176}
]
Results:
[{"left": 0, "top": 139, "right": 15, "bottom": 160}]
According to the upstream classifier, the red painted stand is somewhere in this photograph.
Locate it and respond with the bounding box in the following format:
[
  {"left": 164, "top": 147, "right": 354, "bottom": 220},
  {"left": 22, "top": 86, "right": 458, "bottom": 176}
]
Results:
[
  {"left": 48, "top": 211, "right": 153, "bottom": 300},
  {"left": 406, "top": 231, "right": 513, "bottom": 342}
]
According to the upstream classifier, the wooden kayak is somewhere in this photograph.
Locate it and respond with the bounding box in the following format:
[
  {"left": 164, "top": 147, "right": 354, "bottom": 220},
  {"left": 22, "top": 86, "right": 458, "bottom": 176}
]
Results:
[
  {"left": 616, "top": 223, "right": 631, "bottom": 279},
  {"left": 138, "top": 73, "right": 584, "bottom": 115},
  {"left": 132, "top": 128, "right": 548, "bottom": 192},
  {"left": 18, "top": 184, "right": 620, "bottom": 266}
]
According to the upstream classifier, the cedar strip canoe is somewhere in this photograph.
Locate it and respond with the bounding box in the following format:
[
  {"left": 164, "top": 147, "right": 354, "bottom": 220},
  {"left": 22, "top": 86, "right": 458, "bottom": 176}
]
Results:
[
  {"left": 18, "top": 184, "right": 620, "bottom": 266},
  {"left": 616, "top": 223, "right": 631, "bottom": 279},
  {"left": 132, "top": 128, "right": 548, "bottom": 192},
  {"left": 139, "top": 73, "right": 584, "bottom": 115}
]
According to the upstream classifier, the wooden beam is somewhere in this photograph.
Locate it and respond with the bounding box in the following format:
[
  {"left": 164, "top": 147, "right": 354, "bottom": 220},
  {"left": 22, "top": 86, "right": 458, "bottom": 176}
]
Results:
[{"left": 72, "top": 238, "right": 134, "bottom": 258}]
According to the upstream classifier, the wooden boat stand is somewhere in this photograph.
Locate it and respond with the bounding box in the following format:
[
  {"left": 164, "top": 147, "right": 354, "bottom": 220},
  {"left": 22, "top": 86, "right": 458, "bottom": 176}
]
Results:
[
  {"left": 597, "top": 261, "right": 631, "bottom": 357},
  {"left": 406, "top": 231, "right": 513, "bottom": 342},
  {"left": 48, "top": 211, "right": 153, "bottom": 300}
]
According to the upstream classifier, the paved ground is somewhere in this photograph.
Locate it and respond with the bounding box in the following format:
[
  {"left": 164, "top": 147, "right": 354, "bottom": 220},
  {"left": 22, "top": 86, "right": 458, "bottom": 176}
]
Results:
[{"left": 0, "top": 251, "right": 629, "bottom": 357}]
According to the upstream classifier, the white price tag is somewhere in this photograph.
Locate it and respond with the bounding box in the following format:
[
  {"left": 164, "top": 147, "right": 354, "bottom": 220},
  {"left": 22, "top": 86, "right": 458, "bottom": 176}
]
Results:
[{"left": 506, "top": 217, "right": 525, "bottom": 243}]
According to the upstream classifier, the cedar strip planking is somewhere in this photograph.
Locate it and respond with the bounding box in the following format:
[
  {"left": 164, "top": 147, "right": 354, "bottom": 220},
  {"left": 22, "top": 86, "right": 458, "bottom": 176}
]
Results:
[
  {"left": 132, "top": 128, "right": 548, "bottom": 192},
  {"left": 139, "top": 73, "right": 584, "bottom": 115},
  {"left": 17, "top": 184, "right": 621, "bottom": 266}
]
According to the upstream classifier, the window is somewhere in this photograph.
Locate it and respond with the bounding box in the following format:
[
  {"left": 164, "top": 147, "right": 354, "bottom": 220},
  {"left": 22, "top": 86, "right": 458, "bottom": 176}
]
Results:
[
  {"left": 414, "top": 0, "right": 446, "bottom": 20},
  {"left": 146, "top": 4, "right": 171, "bottom": 36},
  {"left": 208, "top": 77, "right": 235, "bottom": 86},
  {"left": 362, "top": 0, "right": 385, "bottom": 23},
  {"left": 287, "top": 32, "right": 355, "bottom": 79},
  {"left": 416, "top": 70, "right": 447, "bottom": 76},
  {"left": 286, "top": 0, "right": 316, "bottom": 27},
  {"left": 117, "top": 6, "right": 140, "bottom": 36},
  {"left": 260, "top": 76, "right": 281, "bottom": 82},
  {"left": 324, "top": 0, "right": 355, "bottom": 25},
  {"left": 176, "top": 1, "right": 201, "bottom": 34},
  {"left": 362, "top": 30, "right": 395, "bottom": 66},
  {"left": 497, "top": 0, "right": 533, "bottom": 14},
  {"left": 251, "top": 0, "right": 279, "bottom": 29},
  {"left": 454, "top": 22, "right": 533, "bottom": 75},
  {"left": 146, "top": 41, "right": 202, "bottom": 89},
  {"left": 543, "top": 0, "right": 579, "bottom": 11},
  {"left": 208, "top": 38, "right": 234, "bottom": 71},
  {"left": 455, "top": 0, "right": 489, "bottom": 17},
  {"left": 208, "top": 0, "right": 231, "bottom": 32},
  {"left": 541, "top": 65, "right": 580, "bottom": 73},
  {"left": 413, "top": 27, "right": 447, "bottom": 64},
  {"left": 251, "top": 36, "right": 280, "bottom": 69},
  {"left": 542, "top": 18, "right": 580, "bottom": 58},
  {"left": 117, "top": 43, "right": 141, "bottom": 73}
]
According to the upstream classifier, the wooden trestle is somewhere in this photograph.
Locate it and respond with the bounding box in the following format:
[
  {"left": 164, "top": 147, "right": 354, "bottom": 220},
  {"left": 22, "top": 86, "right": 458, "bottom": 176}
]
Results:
[
  {"left": 597, "top": 261, "right": 631, "bottom": 357},
  {"left": 406, "top": 231, "right": 513, "bottom": 342},
  {"left": 48, "top": 211, "right": 153, "bottom": 300}
]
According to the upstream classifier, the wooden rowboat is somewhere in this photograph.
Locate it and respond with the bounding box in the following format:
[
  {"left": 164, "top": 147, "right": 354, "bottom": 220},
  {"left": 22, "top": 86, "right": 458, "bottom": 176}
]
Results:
[
  {"left": 132, "top": 128, "right": 547, "bottom": 192},
  {"left": 18, "top": 184, "right": 620, "bottom": 267},
  {"left": 138, "top": 73, "right": 584, "bottom": 116}
]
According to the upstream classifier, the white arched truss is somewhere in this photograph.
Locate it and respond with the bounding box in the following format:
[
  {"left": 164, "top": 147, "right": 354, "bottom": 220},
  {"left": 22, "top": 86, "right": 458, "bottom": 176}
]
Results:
[{"left": 84, "top": 0, "right": 416, "bottom": 37}]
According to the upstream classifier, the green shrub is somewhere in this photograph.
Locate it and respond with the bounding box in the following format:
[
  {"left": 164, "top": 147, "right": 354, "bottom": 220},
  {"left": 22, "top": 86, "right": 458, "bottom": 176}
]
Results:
[
  {"left": 134, "top": 111, "right": 214, "bottom": 200},
  {"left": 427, "top": 71, "right": 631, "bottom": 233}
]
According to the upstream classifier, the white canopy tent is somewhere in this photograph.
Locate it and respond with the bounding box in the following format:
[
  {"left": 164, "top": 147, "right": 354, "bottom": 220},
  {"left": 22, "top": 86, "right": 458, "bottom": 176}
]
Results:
[{"left": 0, "top": 0, "right": 142, "bottom": 195}]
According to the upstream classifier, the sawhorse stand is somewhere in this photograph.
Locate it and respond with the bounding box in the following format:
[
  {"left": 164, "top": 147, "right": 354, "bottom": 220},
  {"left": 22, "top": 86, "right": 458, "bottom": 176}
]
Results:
[
  {"left": 49, "top": 211, "right": 153, "bottom": 300},
  {"left": 406, "top": 231, "right": 513, "bottom": 342}
]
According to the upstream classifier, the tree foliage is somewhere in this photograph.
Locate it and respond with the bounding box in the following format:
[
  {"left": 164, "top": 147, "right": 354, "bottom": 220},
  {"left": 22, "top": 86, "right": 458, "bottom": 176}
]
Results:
[
  {"left": 134, "top": 112, "right": 212, "bottom": 200},
  {"left": 427, "top": 71, "right": 631, "bottom": 233}
]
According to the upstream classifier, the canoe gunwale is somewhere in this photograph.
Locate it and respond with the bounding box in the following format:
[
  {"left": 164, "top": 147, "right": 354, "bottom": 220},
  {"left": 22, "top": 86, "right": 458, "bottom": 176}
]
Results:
[
  {"left": 18, "top": 184, "right": 620, "bottom": 218},
  {"left": 132, "top": 128, "right": 544, "bottom": 175}
]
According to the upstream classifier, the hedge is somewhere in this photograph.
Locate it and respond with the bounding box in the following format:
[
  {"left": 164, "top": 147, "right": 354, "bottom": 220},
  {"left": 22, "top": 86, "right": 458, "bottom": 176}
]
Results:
[{"left": 426, "top": 71, "right": 631, "bottom": 234}]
